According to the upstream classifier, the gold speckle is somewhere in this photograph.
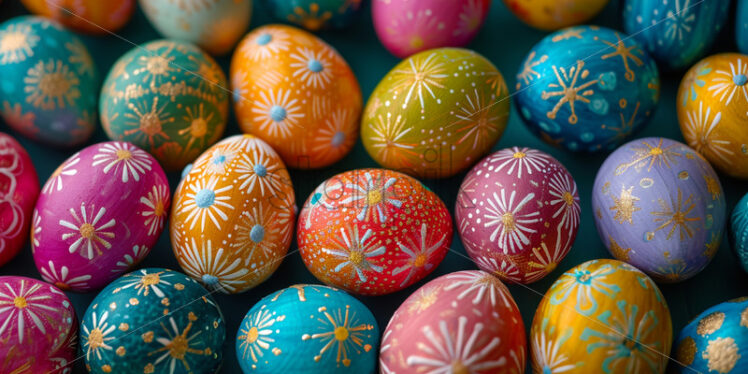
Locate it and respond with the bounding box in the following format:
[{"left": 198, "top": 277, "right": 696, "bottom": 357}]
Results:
[
  {"left": 272, "top": 348, "right": 282, "bottom": 356},
  {"left": 301, "top": 334, "right": 311, "bottom": 341},
  {"left": 213, "top": 321, "right": 219, "bottom": 328},
  {"left": 608, "top": 236, "right": 631, "bottom": 261},
  {"left": 697, "top": 312, "right": 725, "bottom": 336},
  {"left": 142, "top": 331, "right": 154, "bottom": 343},
  {"left": 188, "top": 311, "right": 197, "bottom": 321},
  {"left": 129, "top": 298, "right": 139, "bottom": 305},
  {"left": 119, "top": 323, "right": 129, "bottom": 331},
  {"left": 161, "top": 298, "right": 170, "bottom": 306},
  {"left": 101, "top": 365, "right": 112, "bottom": 373},
  {"left": 144, "top": 363, "right": 155, "bottom": 373},
  {"left": 163, "top": 308, "right": 169, "bottom": 315},
  {"left": 678, "top": 170, "right": 689, "bottom": 180},
  {"left": 675, "top": 336, "right": 696, "bottom": 365},
  {"left": 116, "top": 346, "right": 126, "bottom": 356},
  {"left": 174, "top": 283, "right": 185, "bottom": 290},
  {"left": 702, "top": 337, "right": 740, "bottom": 373},
  {"left": 364, "top": 344, "right": 372, "bottom": 352},
  {"left": 109, "top": 302, "right": 117, "bottom": 310},
  {"left": 741, "top": 307, "right": 748, "bottom": 328}
]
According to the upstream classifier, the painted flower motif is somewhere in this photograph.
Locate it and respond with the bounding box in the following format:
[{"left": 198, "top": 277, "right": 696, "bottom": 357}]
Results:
[
  {"left": 444, "top": 271, "right": 514, "bottom": 308},
  {"left": 549, "top": 261, "right": 621, "bottom": 316},
  {"left": 140, "top": 184, "right": 169, "bottom": 236},
  {"left": 525, "top": 242, "right": 565, "bottom": 283},
  {"left": 341, "top": 171, "right": 402, "bottom": 222},
  {"left": 240, "top": 28, "right": 291, "bottom": 61},
  {"left": 179, "top": 176, "right": 234, "bottom": 231},
  {"left": 452, "top": 89, "right": 502, "bottom": 151},
  {"left": 476, "top": 256, "right": 521, "bottom": 282},
  {"left": 392, "top": 223, "right": 446, "bottom": 287},
  {"left": 112, "top": 245, "right": 149, "bottom": 273},
  {"left": 91, "top": 142, "right": 153, "bottom": 183},
  {"left": 251, "top": 88, "right": 304, "bottom": 139},
  {"left": 487, "top": 147, "right": 551, "bottom": 178},
  {"left": 391, "top": 52, "right": 448, "bottom": 110},
  {"left": 179, "top": 238, "right": 248, "bottom": 293},
  {"left": 312, "top": 108, "right": 355, "bottom": 163},
  {"left": 234, "top": 149, "right": 284, "bottom": 196},
  {"left": 82, "top": 310, "right": 115, "bottom": 360},
  {"left": 548, "top": 171, "right": 580, "bottom": 248},
  {"left": 0, "top": 279, "right": 61, "bottom": 344},
  {"left": 40, "top": 260, "right": 92, "bottom": 290},
  {"left": 233, "top": 202, "right": 290, "bottom": 263},
  {"left": 532, "top": 325, "right": 575, "bottom": 374},
  {"left": 238, "top": 307, "right": 278, "bottom": 363},
  {"left": 24, "top": 59, "right": 80, "bottom": 110},
  {"left": 366, "top": 113, "right": 416, "bottom": 169},
  {"left": 684, "top": 101, "right": 733, "bottom": 164},
  {"left": 707, "top": 58, "right": 748, "bottom": 105},
  {"left": 322, "top": 226, "right": 385, "bottom": 282},
  {"left": 454, "top": 0, "right": 486, "bottom": 37},
  {"left": 289, "top": 46, "right": 334, "bottom": 89},
  {"left": 483, "top": 190, "right": 540, "bottom": 253},
  {"left": 116, "top": 269, "right": 173, "bottom": 298},
  {"left": 149, "top": 315, "right": 210, "bottom": 373},
  {"left": 59, "top": 203, "right": 116, "bottom": 260},
  {"left": 203, "top": 146, "right": 238, "bottom": 175},
  {"left": 0, "top": 23, "right": 39, "bottom": 64},
  {"left": 43, "top": 153, "right": 80, "bottom": 194}
]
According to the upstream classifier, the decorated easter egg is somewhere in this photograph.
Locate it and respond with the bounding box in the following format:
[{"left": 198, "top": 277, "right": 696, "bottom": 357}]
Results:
[
  {"left": 515, "top": 26, "right": 660, "bottom": 152},
  {"left": 455, "top": 147, "right": 580, "bottom": 284},
  {"left": 530, "top": 259, "right": 672, "bottom": 373},
  {"left": 261, "top": 0, "right": 363, "bottom": 31},
  {"left": 372, "top": 0, "right": 491, "bottom": 58},
  {"left": 739, "top": 0, "right": 748, "bottom": 54},
  {"left": 504, "top": 0, "right": 609, "bottom": 31},
  {"left": 171, "top": 134, "right": 295, "bottom": 294},
  {"left": 623, "top": 0, "right": 729, "bottom": 71},
  {"left": 140, "top": 0, "right": 252, "bottom": 55},
  {"left": 677, "top": 53, "right": 748, "bottom": 179},
  {"left": 730, "top": 193, "right": 748, "bottom": 273},
  {"left": 361, "top": 47, "right": 509, "bottom": 179},
  {"left": 0, "top": 133, "right": 39, "bottom": 267},
  {"left": 380, "top": 270, "right": 526, "bottom": 373},
  {"left": 592, "top": 137, "right": 726, "bottom": 282},
  {"left": 80, "top": 268, "right": 225, "bottom": 374},
  {"left": 0, "top": 276, "right": 77, "bottom": 374},
  {"left": 231, "top": 25, "right": 361, "bottom": 169},
  {"left": 32, "top": 141, "right": 170, "bottom": 292},
  {"left": 0, "top": 16, "right": 98, "bottom": 147},
  {"left": 101, "top": 40, "right": 229, "bottom": 171},
  {"left": 298, "top": 168, "right": 452, "bottom": 295},
  {"left": 671, "top": 297, "right": 748, "bottom": 373},
  {"left": 236, "top": 284, "right": 378, "bottom": 373},
  {"left": 21, "top": 0, "right": 135, "bottom": 34}
]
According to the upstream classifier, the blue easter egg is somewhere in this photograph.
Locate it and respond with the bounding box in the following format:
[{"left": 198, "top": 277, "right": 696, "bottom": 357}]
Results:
[
  {"left": 624, "top": 0, "right": 730, "bottom": 70},
  {"left": 236, "top": 284, "right": 378, "bottom": 373},
  {"left": 730, "top": 192, "right": 748, "bottom": 273},
  {"left": 261, "top": 0, "right": 363, "bottom": 31},
  {"left": 0, "top": 16, "right": 98, "bottom": 147},
  {"left": 514, "top": 26, "right": 660, "bottom": 152},
  {"left": 738, "top": 0, "right": 748, "bottom": 54}
]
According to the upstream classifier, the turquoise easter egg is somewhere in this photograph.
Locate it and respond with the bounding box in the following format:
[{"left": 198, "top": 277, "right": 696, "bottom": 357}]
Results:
[
  {"left": 515, "top": 25, "right": 660, "bottom": 152},
  {"left": 261, "top": 0, "right": 363, "bottom": 31},
  {"left": 738, "top": 0, "right": 748, "bottom": 54},
  {"left": 730, "top": 192, "right": 748, "bottom": 273},
  {"left": 236, "top": 284, "right": 378, "bottom": 373},
  {"left": 0, "top": 16, "right": 98, "bottom": 147}
]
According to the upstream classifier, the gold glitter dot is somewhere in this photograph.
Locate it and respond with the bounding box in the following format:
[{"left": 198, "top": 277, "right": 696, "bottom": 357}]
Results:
[
  {"left": 675, "top": 337, "right": 697, "bottom": 365},
  {"left": 697, "top": 312, "right": 725, "bottom": 336},
  {"left": 129, "top": 298, "right": 139, "bottom": 305},
  {"left": 118, "top": 323, "right": 129, "bottom": 332},
  {"left": 101, "top": 365, "right": 112, "bottom": 373},
  {"left": 161, "top": 298, "right": 169, "bottom": 306},
  {"left": 702, "top": 337, "right": 740, "bottom": 373},
  {"left": 144, "top": 363, "right": 155, "bottom": 373},
  {"left": 142, "top": 331, "right": 154, "bottom": 343},
  {"left": 116, "top": 346, "right": 126, "bottom": 356},
  {"left": 174, "top": 283, "right": 185, "bottom": 290},
  {"left": 109, "top": 302, "right": 117, "bottom": 310}
]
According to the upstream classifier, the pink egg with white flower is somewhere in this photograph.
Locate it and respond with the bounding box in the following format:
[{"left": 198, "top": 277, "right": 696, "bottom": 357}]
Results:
[{"left": 32, "top": 141, "right": 170, "bottom": 292}]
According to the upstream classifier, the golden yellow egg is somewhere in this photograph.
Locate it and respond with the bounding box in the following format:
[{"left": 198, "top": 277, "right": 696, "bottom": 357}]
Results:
[{"left": 504, "top": 0, "right": 610, "bottom": 31}]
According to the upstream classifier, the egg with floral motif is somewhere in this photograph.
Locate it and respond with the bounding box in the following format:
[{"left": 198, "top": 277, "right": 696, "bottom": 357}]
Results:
[
  {"left": 730, "top": 192, "right": 748, "bottom": 273},
  {"left": 0, "top": 132, "right": 39, "bottom": 267},
  {"left": 380, "top": 270, "right": 526, "bottom": 373},
  {"left": 171, "top": 134, "right": 295, "bottom": 294},
  {"left": 0, "top": 16, "right": 98, "bottom": 147},
  {"left": 230, "top": 25, "right": 361, "bottom": 169},
  {"left": 21, "top": 0, "right": 135, "bottom": 34},
  {"left": 592, "top": 137, "right": 726, "bottom": 283},
  {"left": 515, "top": 26, "right": 660, "bottom": 152},
  {"left": 32, "top": 141, "right": 170, "bottom": 292},
  {"left": 80, "top": 268, "right": 225, "bottom": 374},
  {"left": 455, "top": 147, "right": 580, "bottom": 284},
  {"left": 372, "top": 0, "right": 491, "bottom": 58},
  {"left": 100, "top": 39, "right": 229, "bottom": 171},
  {"left": 361, "top": 47, "right": 509, "bottom": 179},
  {"left": 236, "top": 284, "right": 378, "bottom": 373},
  {"left": 677, "top": 53, "right": 748, "bottom": 179},
  {"left": 298, "top": 168, "right": 452, "bottom": 295},
  {"left": 530, "top": 259, "right": 672, "bottom": 374},
  {"left": 504, "top": 0, "right": 609, "bottom": 30},
  {"left": 262, "top": 0, "right": 363, "bottom": 31}
]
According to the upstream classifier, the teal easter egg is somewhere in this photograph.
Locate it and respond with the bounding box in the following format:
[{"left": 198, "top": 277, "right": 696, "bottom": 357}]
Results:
[
  {"left": 261, "top": 0, "right": 363, "bottom": 31},
  {"left": 80, "top": 268, "right": 225, "bottom": 374},
  {"left": 0, "top": 16, "right": 98, "bottom": 147},
  {"left": 100, "top": 40, "right": 229, "bottom": 171},
  {"left": 739, "top": 0, "right": 748, "bottom": 54},
  {"left": 236, "top": 284, "right": 379, "bottom": 373},
  {"left": 730, "top": 193, "right": 748, "bottom": 273}
]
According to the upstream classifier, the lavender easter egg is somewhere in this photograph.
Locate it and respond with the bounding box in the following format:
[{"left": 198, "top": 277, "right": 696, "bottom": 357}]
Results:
[
  {"left": 80, "top": 268, "right": 225, "bottom": 374},
  {"left": 592, "top": 137, "right": 726, "bottom": 282},
  {"left": 33, "top": 141, "right": 170, "bottom": 292},
  {"left": 380, "top": 270, "right": 526, "bottom": 374},
  {"left": 0, "top": 276, "right": 77, "bottom": 373},
  {"left": 261, "top": 0, "right": 363, "bottom": 31},
  {"left": 0, "top": 132, "right": 39, "bottom": 267},
  {"left": 456, "top": 147, "right": 580, "bottom": 284},
  {"left": 236, "top": 284, "right": 378, "bottom": 373},
  {"left": 515, "top": 26, "right": 660, "bottom": 152},
  {"left": 730, "top": 193, "right": 748, "bottom": 273},
  {"left": 504, "top": 0, "right": 609, "bottom": 31},
  {"left": 372, "top": 0, "right": 491, "bottom": 58}
]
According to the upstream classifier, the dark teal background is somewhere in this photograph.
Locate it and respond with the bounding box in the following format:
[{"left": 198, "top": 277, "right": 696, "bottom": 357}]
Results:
[{"left": 1, "top": 1, "right": 746, "bottom": 373}]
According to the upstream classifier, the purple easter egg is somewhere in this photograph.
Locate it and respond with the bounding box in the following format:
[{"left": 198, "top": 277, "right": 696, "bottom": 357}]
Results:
[
  {"left": 592, "top": 137, "right": 726, "bottom": 282},
  {"left": 32, "top": 141, "right": 170, "bottom": 292}
]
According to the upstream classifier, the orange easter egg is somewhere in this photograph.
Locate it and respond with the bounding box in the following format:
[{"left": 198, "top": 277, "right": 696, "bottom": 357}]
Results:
[{"left": 21, "top": 0, "right": 135, "bottom": 34}]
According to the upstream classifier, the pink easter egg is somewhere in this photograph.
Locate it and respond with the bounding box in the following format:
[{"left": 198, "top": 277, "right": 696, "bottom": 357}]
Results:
[
  {"left": 455, "top": 147, "right": 580, "bottom": 284},
  {"left": 32, "top": 141, "right": 170, "bottom": 292},
  {"left": 372, "top": 0, "right": 492, "bottom": 58},
  {"left": 0, "top": 133, "right": 39, "bottom": 267},
  {"left": 0, "top": 276, "right": 77, "bottom": 373}
]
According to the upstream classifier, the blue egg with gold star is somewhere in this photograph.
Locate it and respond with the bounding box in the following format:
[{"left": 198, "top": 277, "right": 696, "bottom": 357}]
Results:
[
  {"left": 0, "top": 16, "right": 98, "bottom": 147},
  {"left": 730, "top": 192, "right": 748, "bottom": 273},
  {"left": 236, "top": 284, "right": 378, "bottom": 374},
  {"left": 261, "top": 0, "right": 363, "bottom": 31},
  {"left": 80, "top": 268, "right": 226, "bottom": 374},
  {"left": 514, "top": 25, "right": 660, "bottom": 152}
]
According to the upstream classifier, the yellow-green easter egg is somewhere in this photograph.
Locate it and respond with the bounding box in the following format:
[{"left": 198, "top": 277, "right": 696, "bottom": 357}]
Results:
[
  {"left": 100, "top": 40, "right": 229, "bottom": 171},
  {"left": 361, "top": 47, "right": 510, "bottom": 179}
]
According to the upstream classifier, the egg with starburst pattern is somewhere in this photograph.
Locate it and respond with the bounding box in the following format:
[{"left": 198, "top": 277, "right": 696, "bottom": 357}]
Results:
[{"left": 262, "top": 0, "right": 363, "bottom": 31}]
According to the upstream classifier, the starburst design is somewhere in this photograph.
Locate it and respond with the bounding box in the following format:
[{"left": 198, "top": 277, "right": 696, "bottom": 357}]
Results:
[
  {"left": 303, "top": 305, "right": 375, "bottom": 367},
  {"left": 116, "top": 269, "right": 173, "bottom": 297},
  {"left": 82, "top": 310, "right": 115, "bottom": 360},
  {"left": 541, "top": 60, "right": 598, "bottom": 124},
  {"left": 476, "top": 256, "right": 521, "bottom": 282},
  {"left": 178, "top": 176, "right": 234, "bottom": 231},
  {"left": 651, "top": 188, "right": 700, "bottom": 240},
  {"left": 43, "top": 153, "right": 80, "bottom": 194},
  {"left": 40, "top": 260, "right": 92, "bottom": 291},
  {"left": 549, "top": 171, "right": 580, "bottom": 234},
  {"left": 453, "top": 0, "right": 486, "bottom": 36},
  {"left": 664, "top": 0, "right": 696, "bottom": 43},
  {"left": 600, "top": 32, "right": 644, "bottom": 81},
  {"left": 614, "top": 138, "right": 683, "bottom": 175},
  {"left": 240, "top": 28, "right": 291, "bottom": 61},
  {"left": 526, "top": 242, "right": 565, "bottom": 283},
  {"left": 488, "top": 147, "right": 551, "bottom": 178},
  {"left": 390, "top": 52, "right": 448, "bottom": 110},
  {"left": 24, "top": 59, "right": 80, "bottom": 110},
  {"left": 251, "top": 88, "right": 304, "bottom": 139},
  {"left": 516, "top": 51, "right": 548, "bottom": 88},
  {"left": 59, "top": 203, "right": 116, "bottom": 260},
  {"left": 232, "top": 202, "right": 290, "bottom": 263},
  {"left": 341, "top": 171, "right": 402, "bottom": 223},
  {"left": 112, "top": 245, "right": 149, "bottom": 273},
  {"left": 322, "top": 226, "right": 385, "bottom": 282},
  {"left": 92, "top": 142, "right": 153, "bottom": 183},
  {"left": 312, "top": 108, "right": 356, "bottom": 163},
  {"left": 444, "top": 271, "right": 514, "bottom": 308},
  {"left": 0, "top": 23, "right": 39, "bottom": 64},
  {"left": 148, "top": 315, "right": 209, "bottom": 373},
  {"left": 367, "top": 113, "right": 416, "bottom": 168},
  {"left": 123, "top": 96, "right": 174, "bottom": 148},
  {"left": 532, "top": 328, "right": 575, "bottom": 373},
  {"left": 453, "top": 89, "right": 502, "bottom": 150},
  {"left": 289, "top": 46, "right": 334, "bottom": 89},
  {"left": 484, "top": 190, "right": 540, "bottom": 253},
  {"left": 707, "top": 58, "right": 748, "bottom": 105},
  {"left": 238, "top": 308, "right": 278, "bottom": 364},
  {"left": 140, "top": 184, "right": 169, "bottom": 236},
  {"left": 134, "top": 47, "right": 176, "bottom": 86},
  {"left": 234, "top": 149, "right": 284, "bottom": 196},
  {"left": 550, "top": 261, "right": 621, "bottom": 316},
  {"left": 179, "top": 238, "right": 248, "bottom": 293},
  {"left": 684, "top": 101, "right": 732, "bottom": 163},
  {"left": 391, "top": 223, "right": 447, "bottom": 287},
  {"left": 0, "top": 279, "right": 60, "bottom": 344},
  {"left": 610, "top": 185, "right": 641, "bottom": 225}
]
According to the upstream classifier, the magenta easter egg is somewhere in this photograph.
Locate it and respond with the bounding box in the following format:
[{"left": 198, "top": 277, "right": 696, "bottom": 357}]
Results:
[
  {"left": 456, "top": 147, "right": 580, "bottom": 284},
  {"left": 372, "top": 0, "right": 492, "bottom": 58},
  {"left": 32, "top": 141, "right": 170, "bottom": 292},
  {"left": 0, "top": 132, "right": 39, "bottom": 267}
]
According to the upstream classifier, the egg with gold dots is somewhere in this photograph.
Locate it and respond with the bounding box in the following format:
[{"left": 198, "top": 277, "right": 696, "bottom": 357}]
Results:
[
  {"left": 20, "top": 0, "right": 135, "bottom": 34},
  {"left": 261, "top": 0, "right": 363, "bottom": 31}
]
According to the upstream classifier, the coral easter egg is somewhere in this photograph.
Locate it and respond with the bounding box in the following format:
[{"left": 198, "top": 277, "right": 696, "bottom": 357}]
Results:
[
  {"left": 298, "top": 168, "right": 452, "bottom": 295},
  {"left": 504, "top": 0, "right": 609, "bottom": 31},
  {"left": 236, "top": 284, "right": 378, "bottom": 373},
  {"left": 677, "top": 53, "right": 748, "bottom": 179},
  {"left": 171, "top": 135, "right": 295, "bottom": 294},
  {"left": 730, "top": 193, "right": 748, "bottom": 273},
  {"left": 0, "top": 276, "right": 77, "bottom": 374},
  {"left": 623, "top": 0, "right": 730, "bottom": 70},
  {"left": 372, "top": 0, "right": 491, "bottom": 58},
  {"left": 80, "top": 268, "right": 225, "bottom": 374},
  {"left": 515, "top": 26, "right": 659, "bottom": 152},
  {"left": 0, "top": 133, "right": 39, "bottom": 267},
  {"left": 140, "top": 0, "right": 252, "bottom": 56},
  {"left": 592, "top": 137, "right": 726, "bottom": 282},
  {"left": 380, "top": 270, "right": 526, "bottom": 374},
  {"left": 32, "top": 141, "right": 170, "bottom": 292},
  {"left": 455, "top": 147, "right": 580, "bottom": 284},
  {"left": 21, "top": 0, "right": 135, "bottom": 34},
  {"left": 530, "top": 259, "right": 672, "bottom": 373},
  {"left": 0, "top": 16, "right": 98, "bottom": 147},
  {"left": 262, "top": 0, "right": 363, "bottom": 31},
  {"left": 362, "top": 48, "right": 509, "bottom": 179},
  {"left": 231, "top": 25, "right": 361, "bottom": 169}
]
